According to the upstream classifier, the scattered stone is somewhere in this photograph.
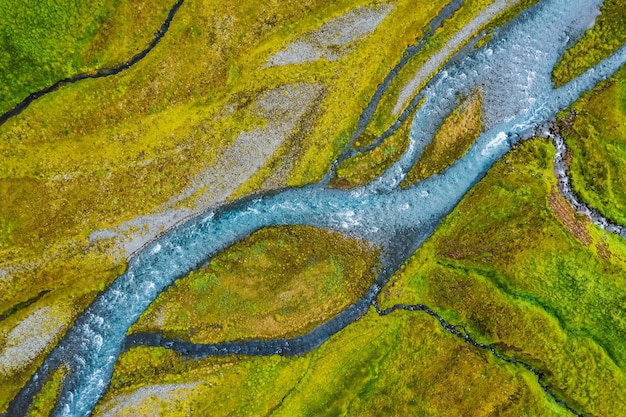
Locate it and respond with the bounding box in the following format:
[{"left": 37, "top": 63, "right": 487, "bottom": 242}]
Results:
[
  {"left": 88, "top": 83, "right": 324, "bottom": 259},
  {"left": 97, "top": 383, "right": 198, "bottom": 417},
  {"left": 266, "top": 4, "right": 393, "bottom": 66}
]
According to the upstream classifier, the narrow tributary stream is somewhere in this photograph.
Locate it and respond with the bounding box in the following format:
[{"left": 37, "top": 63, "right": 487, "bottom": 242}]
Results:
[
  {"left": 5, "top": 1, "right": 626, "bottom": 416},
  {"left": 553, "top": 133, "right": 626, "bottom": 238},
  {"left": 0, "top": 0, "right": 185, "bottom": 127}
]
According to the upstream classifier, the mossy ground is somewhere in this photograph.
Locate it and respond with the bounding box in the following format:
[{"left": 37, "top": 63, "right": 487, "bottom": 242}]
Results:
[
  {"left": 334, "top": 89, "right": 480, "bottom": 189},
  {"left": 379, "top": 138, "right": 626, "bottom": 416},
  {"left": 359, "top": 0, "right": 538, "bottom": 143},
  {"left": 25, "top": 366, "right": 67, "bottom": 417},
  {"left": 332, "top": 0, "right": 534, "bottom": 188},
  {"left": 93, "top": 135, "right": 626, "bottom": 417},
  {"left": 403, "top": 90, "right": 482, "bottom": 185},
  {"left": 332, "top": 107, "right": 413, "bottom": 188},
  {"left": 0, "top": 0, "right": 454, "bottom": 316},
  {"left": 559, "top": 65, "right": 626, "bottom": 226},
  {"left": 130, "top": 226, "right": 379, "bottom": 343},
  {"left": 2, "top": 0, "right": 625, "bottom": 415},
  {"left": 0, "top": 0, "right": 463, "bottom": 411},
  {"left": 97, "top": 309, "right": 566, "bottom": 417},
  {"left": 552, "top": 0, "right": 626, "bottom": 87},
  {"left": 550, "top": 0, "right": 626, "bottom": 229},
  {"left": 0, "top": 0, "right": 176, "bottom": 115}
]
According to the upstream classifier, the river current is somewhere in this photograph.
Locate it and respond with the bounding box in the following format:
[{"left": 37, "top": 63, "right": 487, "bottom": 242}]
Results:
[{"left": 6, "top": 0, "right": 626, "bottom": 416}]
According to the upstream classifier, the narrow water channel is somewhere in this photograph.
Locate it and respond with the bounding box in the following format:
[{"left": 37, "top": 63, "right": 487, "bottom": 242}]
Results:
[
  {"left": 5, "top": 1, "right": 626, "bottom": 416},
  {"left": 0, "top": 0, "right": 185, "bottom": 127},
  {"left": 553, "top": 133, "right": 626, "bottom": 238}
]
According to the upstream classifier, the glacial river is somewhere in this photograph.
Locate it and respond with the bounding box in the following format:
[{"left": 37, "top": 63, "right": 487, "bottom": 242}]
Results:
[{"left": 6, "top": 0, "right": 626, "bottom": 416}]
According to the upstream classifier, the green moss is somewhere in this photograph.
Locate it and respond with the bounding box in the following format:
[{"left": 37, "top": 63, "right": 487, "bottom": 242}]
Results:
[
  {"left": 0, "top": 0, "right": 177, "bottom": 114},
  {"left": 364, "top": 0, "right": 535, "bottom": 140},
  {"left": 332, "top": 109, "right": 412, "bottom": 188},
  {"left": 553, "top": 0, "right": 626, "bottom": 87},
  {"left": 284, "top": 0, "right": 452, "bottom": 184},
  {"left": 3, "top": 1, "right": 625, "bottom": 415},
  {"left": 332, "top": 89, "right": 481, "bottom": 189},
  {"left": 403, "top": 91, "right": 482, "bottom": 185},
  {"left": 0, "top": 0, "right": 457, "bottom": 344},
  {"left": 379, "top": 138, "right": 626, "bottom": 416},
  {"left": 82, "top": 1, "right": 181, "bottom": 69},
  {"left": 26, "top": 366, "right": 67, "bottom": 417},
  {"left": 559, "top": 65, "right": 626, "bottom": 226},
  {"left": 0, "top": 0, "right": 104, "bottom": 113},
  {"left": 131, "top": 226, "right": 379, "bottom": 343},
  {"left": 100, "top": 309, "right": 566, "bottom": 416}
]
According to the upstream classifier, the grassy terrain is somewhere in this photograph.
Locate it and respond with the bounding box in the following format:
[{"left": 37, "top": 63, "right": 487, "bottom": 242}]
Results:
[
  {"left": 0, "top": 0, "right": 460, "bottom": 411},
  {"left": 0, "top": 0, "right": 452, "bottom": 316},
  {"left": 553, "top": 0, "right": 626, "bottom": 87},
  {"left": 0, "top": 0, "right": 176, "bottom": 115},
  {"left": 331, "top": 107, "right": 412, "bottom": 188},
  {"left": 333, "top": 89, "right": 481, "bottom": 188},
  {"left": 403, "top": 91, "right": 482, "bottom": 185},
  {"left": 94, "top": 308, "right": 566, "bottom": 416},
  {"left": 2, "top": 0, "right": 625, "bottom": 414},
  {"left": 333, "top": 0, "right": 536, "bottom": 189},
  {"left": 0, "top": 248, "right": 124, "bottom": 411},
  {"left": 559, "top": 65, "right": 626, "bottom": 226},
  {"left": 378, "top": 138, "right": 626, "bottom": 416},
  {"left": 131, "top": 226, "right": 379, "bottom": 343},
  {"left": 358, "top": 0, "right": 537, "bottom": 145},
  {"left": 25, "top": 366, "right": 66, "bottom": 417},
  {"left": 93, "top": 135, "right": 626, "bottom": 417},
  {"left": 97, "top": 121, "right": 626, "bottom": 417}
]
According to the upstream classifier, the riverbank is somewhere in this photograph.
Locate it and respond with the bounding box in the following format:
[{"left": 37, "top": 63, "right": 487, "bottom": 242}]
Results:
[{"left": 3, "top": 0, "right": 626, "bottom": 416}]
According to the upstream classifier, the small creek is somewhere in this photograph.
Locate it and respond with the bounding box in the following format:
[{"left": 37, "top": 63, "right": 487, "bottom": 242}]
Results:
[
  {"left": 0, "top": 0, "right": 185, "bottom": 127},
  {"left": 553, "top": 133, "right": 626, "bottom": 238},
  {"left": 5, "top": 1, "right": 626, "bottom": 416}
]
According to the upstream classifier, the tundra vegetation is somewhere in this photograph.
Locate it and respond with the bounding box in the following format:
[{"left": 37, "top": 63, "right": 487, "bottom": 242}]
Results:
[{"left": 0, "top": 0, "right": 625, "bottom": 415}]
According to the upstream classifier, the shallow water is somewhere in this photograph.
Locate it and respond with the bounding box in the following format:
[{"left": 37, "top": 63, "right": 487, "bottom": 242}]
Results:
[
  {"left": 553, "top": 134, "right": 626, "bottom": 237},
  {"left": 6, "top": 1, "right": 626, "bottom": 416}
]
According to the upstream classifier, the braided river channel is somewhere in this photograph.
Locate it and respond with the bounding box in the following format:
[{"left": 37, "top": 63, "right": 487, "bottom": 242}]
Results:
[{"left": 6, "top": 0, "right": 626, "bottom": 415}]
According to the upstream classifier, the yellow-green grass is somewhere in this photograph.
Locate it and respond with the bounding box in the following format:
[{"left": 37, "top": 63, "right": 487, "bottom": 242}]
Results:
[
  {"left": 80, "top": 1, "right": 183, "bottom": 70},
  {"left": 331, "top": 106, "right": 413, "bottom": 188},
  {"left": 559, "top": 65, "right": 626, "bottom": 226},
  {"left": 403, "top": 90, "right": 482, "bottom": 185},
  {"left": 130, "top": 226, "right": 379, "bottom": 343},
  {"left": 262, "top": 0, "right": 451, "bottom": 185},
  {"left": 1, "top": 1, "right": 438, "bottom": 403},
  {"left": 0, "top": 0, "right": 456, "bottom": 323},
  {"left": 0, "top": 0, "right": 176, "bottom": 115},
  {"left": 2, "top": 1, "right": 609, "bottom": 412},
  {"left": 553, "top": 0, "right": 626, "bottom": 87},
  {"left": 25, "top": 366, "right": 67, "bottom": 417},
  {"left": 333, "top": 89, "right": 481, "bottom": 189},
  {"left": 378, "top": 138, "right": 626, "bottom": 416},
  {"left": 94, "top": 309, "right": 566, "bottom": 416},
  {"left": 360, "top": 0, "right": 537, "bottom": 144}
]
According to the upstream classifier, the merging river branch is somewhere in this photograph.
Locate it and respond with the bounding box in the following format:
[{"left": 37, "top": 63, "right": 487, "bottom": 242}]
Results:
[
  {"left": 0, "top": 0, "right": 185, "bottom": 127},
  {"left": 552, "top": 132, "right": 626, "bottom": 238},
  {"left": 5, "top": 1, "right": 626, "bottom": 416},
  {"left": 324, "top": 0, "right": 464, "bottom": 184}
]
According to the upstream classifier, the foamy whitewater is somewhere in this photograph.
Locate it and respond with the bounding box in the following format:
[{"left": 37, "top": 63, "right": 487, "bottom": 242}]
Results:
[{"left": 6, "top": 1, "right": 626, "bottom": 415}]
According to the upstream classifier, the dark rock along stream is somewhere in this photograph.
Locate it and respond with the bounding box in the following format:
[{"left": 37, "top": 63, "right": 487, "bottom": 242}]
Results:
[{"left": 5, "top": 0, "right": 626, "bottom": 416}]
